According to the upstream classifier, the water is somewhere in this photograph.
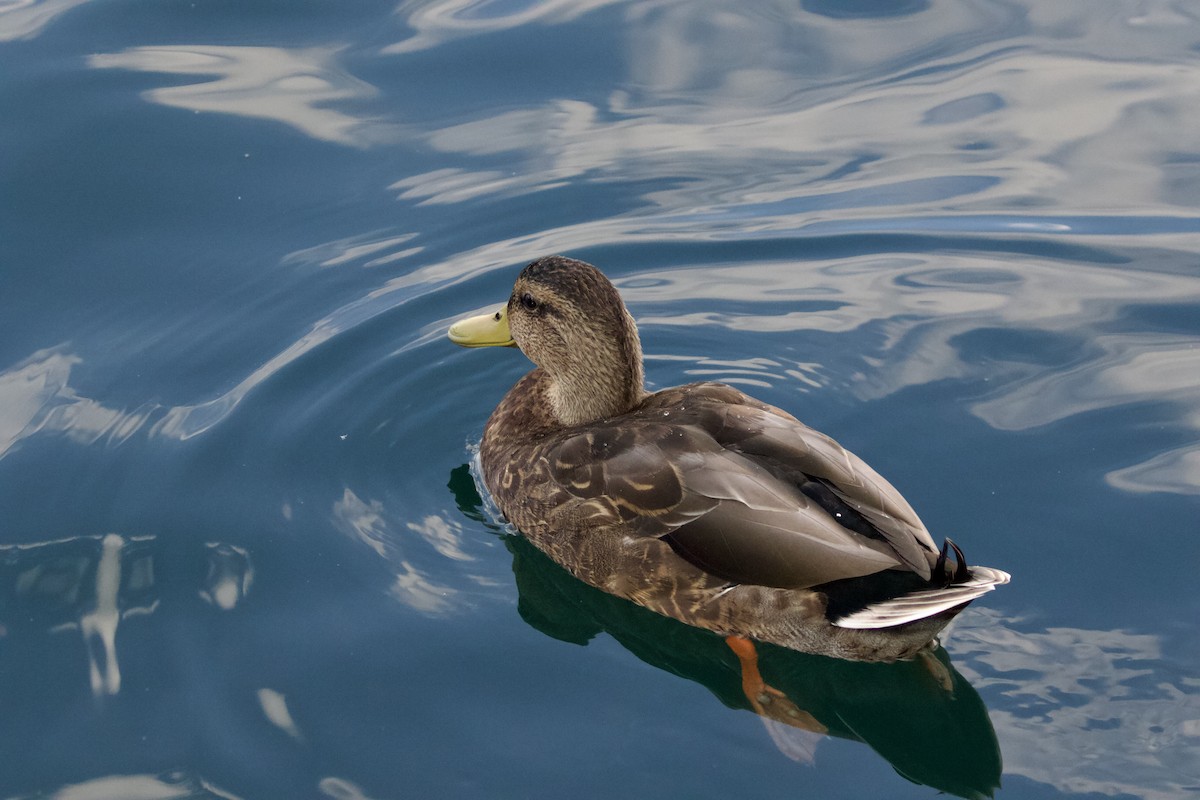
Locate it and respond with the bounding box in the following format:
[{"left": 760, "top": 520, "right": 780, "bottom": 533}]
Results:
[{"left": 2, "top": 1, "right": 1198, "bottom": 798}]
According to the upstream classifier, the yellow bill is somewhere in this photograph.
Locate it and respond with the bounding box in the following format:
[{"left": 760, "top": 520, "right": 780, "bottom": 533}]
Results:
[{"left": 448, "top": 306, "right": 515, "bottom": 348}]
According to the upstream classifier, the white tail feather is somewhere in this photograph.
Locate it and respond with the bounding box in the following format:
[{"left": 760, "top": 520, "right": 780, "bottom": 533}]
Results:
[{"left": 832, "top": 567, "right": 1011, "bottom": 630}]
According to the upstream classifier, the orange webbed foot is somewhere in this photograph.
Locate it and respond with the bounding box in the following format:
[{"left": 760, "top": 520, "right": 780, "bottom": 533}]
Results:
[{"left": 725, "top": 636, "right": 827, "bottom": 732}]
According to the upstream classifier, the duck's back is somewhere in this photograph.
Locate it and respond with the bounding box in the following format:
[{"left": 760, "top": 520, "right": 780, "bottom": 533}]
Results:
[{"left": 482, "top": 379, "right": 942, "bottom": 593}]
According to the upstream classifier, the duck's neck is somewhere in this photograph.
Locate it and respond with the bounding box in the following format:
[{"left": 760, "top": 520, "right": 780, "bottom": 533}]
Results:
[{"left": 547, "top": 308, "right": 645, "bottom": 428}]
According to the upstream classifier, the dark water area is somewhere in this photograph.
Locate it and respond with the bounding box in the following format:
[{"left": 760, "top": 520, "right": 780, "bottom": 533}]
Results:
[{"left": 2, "top": 1, "right": 1199, "bottom": 798}]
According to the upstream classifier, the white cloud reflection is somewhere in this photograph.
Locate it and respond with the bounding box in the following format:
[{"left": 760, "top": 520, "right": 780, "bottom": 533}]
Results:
[
  {"left": 1108, "top": 444, "right": 1200, "bottom": 495},
  {"left": 8, "top": 772, "right": 244, "bottom": 800},
  {"left": 947, "top": 608, "right": 1200, "bottom": 800},
  {"left": 257, "top": 688, "right": 304, "bottom": 742},
  {"left": 386, "top": 0, "right": 624, "bottom": 54},
  {"left": 318, "top": 777, "right": 383, "bottom": 800},
  {"left": 389, "top": 168, "right": 568, "bottom": 206},
  {"left": 382, "top": 0, "right": 1200, "bottom": 237},
  {"left": 89, "top": 45, "right": 390, "bottom": 147},
  {"left": 0, "top": 0, "right": 89, "bottom": 41},
  {"left": 972, "top": 336, "right": 1200, "bottom": 431},
  {"left": 0, "top": 347, "right": 150, "bottom": 460},
  {"left": 406, "top": 515, "right": 472, "bottom": 562},
  {"left": 331, "top": 489, "right": 465, "bottom": 614},
  {"left": 281, "top": 232, "right": 422, "bottom": 269},
  {"left": 421, "top": 46, "right": 1200, "bottom": 216}
]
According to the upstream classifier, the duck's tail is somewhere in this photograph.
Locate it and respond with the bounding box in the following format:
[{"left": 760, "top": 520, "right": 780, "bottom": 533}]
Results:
[{"left": 832, "top": 539, "right": 1010, "bottom": 630}]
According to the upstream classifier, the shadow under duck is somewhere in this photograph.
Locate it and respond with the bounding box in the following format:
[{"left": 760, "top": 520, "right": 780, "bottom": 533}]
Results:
[{"left": 449, "top": 256, "right": 1009, "bottom": 662}]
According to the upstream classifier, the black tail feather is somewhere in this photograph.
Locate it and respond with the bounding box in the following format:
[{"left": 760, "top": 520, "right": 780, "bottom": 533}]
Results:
[
  {"left": 934, "top": 541, "right": 950, "bottom": 586},
  {"left": 933, "top": 538, "right": 971, "bottom": 587},
  {"left": 947, "top": 538, "right": 970, "bottom": 583}
]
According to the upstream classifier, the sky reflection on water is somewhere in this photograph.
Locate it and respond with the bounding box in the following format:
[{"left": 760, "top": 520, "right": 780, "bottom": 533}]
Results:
[{"left": 2, "top": 0, "right": 1199, "bottom": 798}]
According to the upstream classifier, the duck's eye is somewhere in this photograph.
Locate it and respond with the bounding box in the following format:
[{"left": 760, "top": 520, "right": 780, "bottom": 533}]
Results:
[{"left": 520, "top": 292, "right": 538, "bottom": 311}]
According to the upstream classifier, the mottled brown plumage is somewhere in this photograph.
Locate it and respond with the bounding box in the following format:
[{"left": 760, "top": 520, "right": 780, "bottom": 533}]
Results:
[{"left": 450, "top": 256, "right": 1009, "bottom": 661}]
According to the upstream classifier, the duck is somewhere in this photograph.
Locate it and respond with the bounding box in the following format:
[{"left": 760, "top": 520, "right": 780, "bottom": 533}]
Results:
[{"left": 449, "top": 256, "right": 1009, "bottom": 662}]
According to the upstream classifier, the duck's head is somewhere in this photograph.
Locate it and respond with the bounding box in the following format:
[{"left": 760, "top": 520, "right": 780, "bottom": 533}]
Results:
[{"left": 449, "top": 256, "right": 645, "bottom": 427}]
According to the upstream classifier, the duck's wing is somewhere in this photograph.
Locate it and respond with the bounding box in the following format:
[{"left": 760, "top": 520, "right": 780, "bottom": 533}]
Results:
[
  {"left": 709, "top": 401, "right": 939, "bottom": 580},
  {"left": 547, "top": 415, "right": 911, "bottom": 590},
  {"left": 644, "top": 383, "right": 941, "bottom": 576}
]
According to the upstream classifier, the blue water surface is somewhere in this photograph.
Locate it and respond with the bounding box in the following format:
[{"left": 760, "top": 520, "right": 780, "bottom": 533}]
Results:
[{"left": 2, "top": 1, "right": 1199, "bottom": 798}]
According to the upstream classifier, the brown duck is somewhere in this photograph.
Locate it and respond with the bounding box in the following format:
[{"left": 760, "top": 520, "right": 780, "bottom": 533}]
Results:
[{"left": 449, "top": 256, "right": 1008, "bottom": 662}]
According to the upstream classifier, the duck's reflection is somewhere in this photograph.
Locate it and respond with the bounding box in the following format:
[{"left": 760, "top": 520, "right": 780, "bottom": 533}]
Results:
[
  {"left": 449, "top": 464, "right": 1001, "bottom": 799},
  {"left": 0, "top": 534, "right": 253, "bottom": 698}
]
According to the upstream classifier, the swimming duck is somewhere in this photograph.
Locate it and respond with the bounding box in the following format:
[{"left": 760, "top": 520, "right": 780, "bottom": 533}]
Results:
[{"left": 449, "top": 256, "right": 1008, "bottom": 661}]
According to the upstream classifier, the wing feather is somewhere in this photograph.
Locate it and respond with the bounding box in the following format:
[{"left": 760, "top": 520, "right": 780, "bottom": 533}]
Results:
[
  {"left": 708, "top": 402, "right": 938, "bottom": 579},
  {"left": 547, "top": 410, "right": 911, "bottom": 590}
]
